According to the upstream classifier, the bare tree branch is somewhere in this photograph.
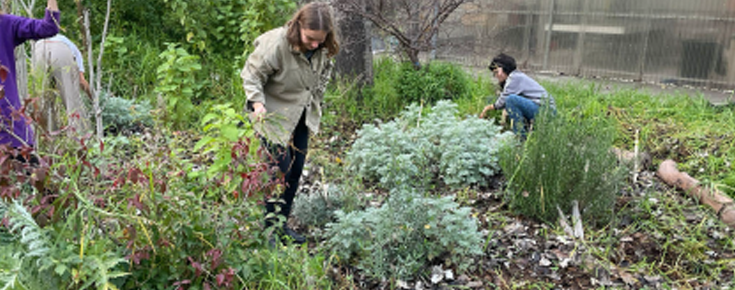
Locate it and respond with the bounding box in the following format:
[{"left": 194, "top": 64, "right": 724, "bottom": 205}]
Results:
[
  {"left": 335, "top": 0, "right": 466, "bottom": 69},
  {"left": 83, "top": 0, "right": 112, "bottom": 140}
]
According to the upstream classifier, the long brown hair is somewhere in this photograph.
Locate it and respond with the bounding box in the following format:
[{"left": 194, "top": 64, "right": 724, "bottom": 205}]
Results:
[{"left": 286, "top": 2, "right": 339, "bottom": 57}]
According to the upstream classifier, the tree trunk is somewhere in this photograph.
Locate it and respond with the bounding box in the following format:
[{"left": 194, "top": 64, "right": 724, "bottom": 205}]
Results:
[
  {"left": 334, "top": 0, "right": 373, "bottom": 86},
  {"left": 657, "top": 159, "right": 735, "bottom": 229},
  {"left": 405, "top": 46, "right": 421, "bottom": 70}
]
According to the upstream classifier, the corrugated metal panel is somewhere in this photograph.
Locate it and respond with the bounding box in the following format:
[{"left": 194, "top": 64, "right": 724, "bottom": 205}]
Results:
[{"left": 429, "top": 0, "right": 735, "bottom": 89}]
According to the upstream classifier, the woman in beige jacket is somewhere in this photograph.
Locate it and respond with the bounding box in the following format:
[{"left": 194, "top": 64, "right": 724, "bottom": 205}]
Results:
[{"left": 241, "top": 2, "right": 339, "bottom": 245}]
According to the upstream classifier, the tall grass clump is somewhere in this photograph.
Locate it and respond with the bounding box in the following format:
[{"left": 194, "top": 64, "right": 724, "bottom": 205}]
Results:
[
  {"left": 546, "top": 82, "right": 735, "bottom": 198},
  {"left": 500, "top": 110, "right": 625, "bottom": 224}
]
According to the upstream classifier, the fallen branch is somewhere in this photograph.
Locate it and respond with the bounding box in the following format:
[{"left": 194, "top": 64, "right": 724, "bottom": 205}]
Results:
[{"left": 656, "top": 159, "right": 735, "bottom": 228}]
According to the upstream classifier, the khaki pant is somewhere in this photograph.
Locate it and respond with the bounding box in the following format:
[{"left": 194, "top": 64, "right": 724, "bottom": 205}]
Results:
[{"left": 32, "top": 41, "right": 90, "bottom": 134}]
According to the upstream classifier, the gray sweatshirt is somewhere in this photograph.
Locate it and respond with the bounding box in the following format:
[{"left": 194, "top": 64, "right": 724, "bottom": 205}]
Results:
[{"left": 493, "top": 71, "right": 556, "bottom": 110}]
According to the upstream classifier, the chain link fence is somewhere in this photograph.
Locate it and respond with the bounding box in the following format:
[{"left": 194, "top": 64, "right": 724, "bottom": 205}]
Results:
[{"left": 426, "top": 0, "right": 735, "bottom": 89}]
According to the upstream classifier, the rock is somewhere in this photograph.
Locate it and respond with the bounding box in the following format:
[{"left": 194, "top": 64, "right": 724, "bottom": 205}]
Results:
[
  {"left": 444, "top": 269, "right": 455, "bottom": 281},
  {"left": 430, "top": 266, "right": 444, "bottom": 284}
]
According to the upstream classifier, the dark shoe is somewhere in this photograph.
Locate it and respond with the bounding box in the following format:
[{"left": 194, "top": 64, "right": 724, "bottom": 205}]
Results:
[{"left": 282, "top": 225, "right": 306, "bottom": 244}]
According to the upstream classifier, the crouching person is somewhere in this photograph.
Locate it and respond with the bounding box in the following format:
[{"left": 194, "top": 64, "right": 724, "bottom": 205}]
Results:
[{"left": 480, "top": 53, "right": 556, "bottom": 139}]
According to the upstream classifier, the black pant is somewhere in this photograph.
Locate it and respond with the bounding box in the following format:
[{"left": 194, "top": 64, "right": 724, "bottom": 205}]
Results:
[{"left": 263, "top": 111, "right": 309, "bottom": 227}]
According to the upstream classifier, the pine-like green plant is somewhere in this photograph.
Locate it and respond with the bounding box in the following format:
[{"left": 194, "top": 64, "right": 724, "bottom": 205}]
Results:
[
  {"left": 325, "top": 188, "right": 483, "bottom": 280},
  {"left": 499, "top": 110, "right": 625, "bottom": 225},
  {"left": 347, "top": 100, "right": 514, "bottom": 190}
]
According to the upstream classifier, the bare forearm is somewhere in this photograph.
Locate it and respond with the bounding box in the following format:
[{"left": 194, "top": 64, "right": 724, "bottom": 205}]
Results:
[
  {"left": 479, "top": 104, "right": 495, "bottom": 118},
  {"left": 47, "top": 0, "right": 58, "bottom": 11}
]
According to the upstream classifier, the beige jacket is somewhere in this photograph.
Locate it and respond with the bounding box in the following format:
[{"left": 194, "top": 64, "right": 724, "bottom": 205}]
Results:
[{"left": 241, "top": 26, "right": 333, "bottom": 145}]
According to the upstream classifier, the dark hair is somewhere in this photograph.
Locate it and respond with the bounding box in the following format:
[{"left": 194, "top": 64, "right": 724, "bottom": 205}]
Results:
[
  {"left": 489, "top": 53, "right": 517, "bottom": 74},
  {"left": 286, "top": 2, "right": 340, "bottom": 57}
]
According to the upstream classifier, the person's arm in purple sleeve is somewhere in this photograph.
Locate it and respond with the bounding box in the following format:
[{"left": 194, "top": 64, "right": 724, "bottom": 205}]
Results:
[{"left": 12, "top": 0, "right": 60, "bottom": 45}]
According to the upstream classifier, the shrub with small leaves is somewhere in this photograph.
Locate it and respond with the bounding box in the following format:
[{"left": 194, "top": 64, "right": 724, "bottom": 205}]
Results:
[
  {"left": 292, "top": 184, "right": 362, "bottom": 229},
  {"left": 325, "top": 188, "right": 483, "bottom": 280},
  {"left": 347, "top": 100, "right": 514, "bottom": 190},
  {"left": 100, "top": 91, "right": 153, "bottom": 133}
]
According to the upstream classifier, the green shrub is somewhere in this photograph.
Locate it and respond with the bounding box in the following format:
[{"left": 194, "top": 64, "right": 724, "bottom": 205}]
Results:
[
  {"left": 323, "top": 58, "right": 483, "bottom": 131},
  {"left": 347, "top": 100, "right": 514, "bottom": 190},
  {"left": 193, "top": 103, "right": 256, "bottom": 180},
  {"left": 100, "top": 91, "right": 154, "bottom": 133},
  {"left": 325, "top": 188, "right": 483, "bottom": 280},
  {"left": 395, "top": 61, "right": 471, "bottom": 105},
  {"left": 292, "top": 184, "right": 363, "bottom": 229},
  {"left": 235, "top": 244, "right": 334, "bottom": 289},
  {"left": 499, "top": 111, "right": 625, "bottom": 224},
  {"left": 154, "top": 43, "right": 202, "bottom": 129}
]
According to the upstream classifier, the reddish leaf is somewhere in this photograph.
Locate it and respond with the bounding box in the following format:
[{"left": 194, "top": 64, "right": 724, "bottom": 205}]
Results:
[
  {"left": 172, "top": 280, "right": 191, "bottom": 286},
  {"left": 188, "top": 257, "right": 204, "bottom": 277},
  {"left": 216, "top": 274, "right": 225, "bottom": 286},
  {"left": 47, "top": 205, "right": 55, "bottom": 218},
  {"left": 0, "top": 65, "right": 8, "bottom": 82},
  {"left": 82, "top": 161, "right": 93, "bottom": 172},
  {"left": 40, "top": 194, "right": 58, "bottom": 204},
  {"left": 128, "top": 194, "right": 149, "bottom": 213},
  {"left": 208, "top": 248, "right": 223, "bottom": 270},
  {"left": 158, "top": 180, "right": 167, "bottom": 194},
  {"left": 94, "top": 198, "right": 106, "bottom": 208},
  {"left": 128, "top": 168, "right": 140, "bottom": 184},
  {"left": 100, "top": 140, "right": 104, "bottom": 153}
]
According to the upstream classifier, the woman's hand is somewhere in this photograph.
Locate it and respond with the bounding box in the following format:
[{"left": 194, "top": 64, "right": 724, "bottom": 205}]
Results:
[
  {"left": 47, "top": 0, "right": 58, "bottom": 11},
  {"left": 251, "top": 102, "right": 267, "bottom": 120},
  {"left": 479, "top": 104, "right": 494, "bottom": 118}
]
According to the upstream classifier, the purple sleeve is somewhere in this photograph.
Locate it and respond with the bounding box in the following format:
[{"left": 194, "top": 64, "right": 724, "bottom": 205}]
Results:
[{"left": 12, "top": 9, "right": 60, "bottom": 46}]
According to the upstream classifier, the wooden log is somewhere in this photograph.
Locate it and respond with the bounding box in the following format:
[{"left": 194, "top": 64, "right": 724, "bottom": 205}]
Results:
[{"left": 656, "top": 159, "right": 735, "bottom": 228}]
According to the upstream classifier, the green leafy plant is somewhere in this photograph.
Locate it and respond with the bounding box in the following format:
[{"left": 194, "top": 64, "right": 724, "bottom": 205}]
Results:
[
  {"left": 326, "top": 188, "right": 483, "bottom": 280},
  {"left": 0, "top": 199, "right": 129, "bottom": 290},
  {"left": 292, "top": 184, "right": 363, "bottom": 229},
  {"left": 395, "top": 60, "right": 471, "bottom": 105},
  {"left": 154, "top": 43, "right": 202, "bottom": 129},
  {"left": 193, "top": 103, "right": 257, "bottom": 180},
  {"left": 499, "top": 110, "right": 625, "bottom": 224},
  {"left": 347, "top": 100, "right": 514, "bottom": 190},
  {"left": 239, "top": 0, "right": 297, "bottom": 55},
  {"left": 235, "top": 244, "right": 334, "bottom": 289}
]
